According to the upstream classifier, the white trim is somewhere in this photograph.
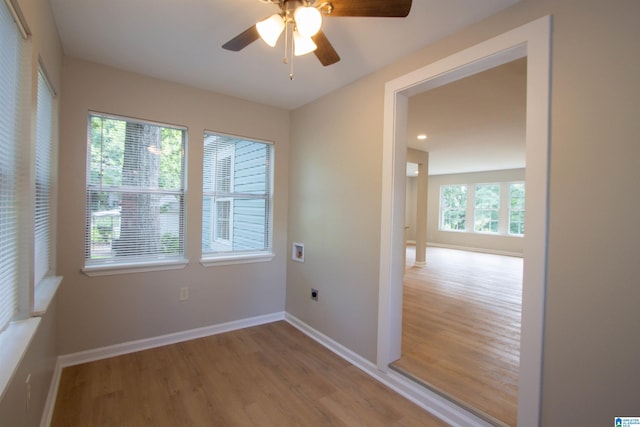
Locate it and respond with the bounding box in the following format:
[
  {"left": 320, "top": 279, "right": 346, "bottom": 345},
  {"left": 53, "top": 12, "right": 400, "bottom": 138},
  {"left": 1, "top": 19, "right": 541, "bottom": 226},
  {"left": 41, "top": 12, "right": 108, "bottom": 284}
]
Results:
[
  {"left": 426, "top": 242, "right": 523, "bottom": 258},
  {"left": 32, "top": 276, "right": 62, "bottom": 316},
  {"left": 0, "top": 318, "right": 40, "bottom": 402},
  {"left": 56, "top": 311, "right": 284, "bottom": 368},
  {"left": 200, "top": 252, "right": 274, "bottom": 267},
  {"left": 41, "top": 312, "right": 285, "bottom": 426},
  {"left": 82, "top": 259, "right": 189, "bottom": 276},
  {"left": 379, "top": 16, "right": 551, "bottom": 427},
  {"left": 285, "top": 313, "right": 493, "bottom": 427}
]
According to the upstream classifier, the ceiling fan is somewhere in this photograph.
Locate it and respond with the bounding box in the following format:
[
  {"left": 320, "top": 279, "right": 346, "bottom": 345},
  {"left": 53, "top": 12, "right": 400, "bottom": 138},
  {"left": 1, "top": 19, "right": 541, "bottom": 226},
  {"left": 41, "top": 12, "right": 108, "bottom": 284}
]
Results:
[{"left": 222, "top": 0, "right": 412, "bottom": 74}]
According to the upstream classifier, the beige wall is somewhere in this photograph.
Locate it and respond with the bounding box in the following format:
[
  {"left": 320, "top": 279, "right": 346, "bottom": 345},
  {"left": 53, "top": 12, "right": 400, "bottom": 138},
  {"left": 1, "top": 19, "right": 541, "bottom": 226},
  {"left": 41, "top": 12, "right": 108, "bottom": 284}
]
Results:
[
  {"left": 426, "top": 168, "right": 525, "bottom": 254},
  {"left": 0, "top": 0, "right": 62, "bottom": 425},
  {"left": 56, "top": 58, "right": 290, "bottom": 354},
  {"left": 287, "top": 0, "right": 640, "bottom": 424}
]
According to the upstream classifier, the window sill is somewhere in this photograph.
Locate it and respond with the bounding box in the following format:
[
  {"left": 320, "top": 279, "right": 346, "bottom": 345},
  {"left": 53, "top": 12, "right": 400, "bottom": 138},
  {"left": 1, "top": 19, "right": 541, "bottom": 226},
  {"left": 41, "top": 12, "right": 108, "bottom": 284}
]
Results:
[
  {"left": 0, "top": 318, "right": 41, "bottom": 401},
  {"left": 200, "top": 253, "right": 274, "bottom": 267},
  {"left": 82, "top": 259, "right": 189, "bottom": 277},
  {"left": 33, "top": 275, "right": 63, "bottom": 316}
]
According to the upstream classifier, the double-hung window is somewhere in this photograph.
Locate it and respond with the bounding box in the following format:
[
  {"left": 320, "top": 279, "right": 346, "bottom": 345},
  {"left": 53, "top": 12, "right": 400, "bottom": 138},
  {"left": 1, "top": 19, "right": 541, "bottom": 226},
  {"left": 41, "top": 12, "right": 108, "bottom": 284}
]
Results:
[
  {"left": 202, "top": 132, "right": 273, "bottom": 264},
  {"left": 85, "top": 113, "right": 186, "bottom": 272},
  {"left": 440, "top": 184, "right": 467, "bottom": 231},
  {"left": 474, "top": 183, "right": 500, "bottom": 233}
]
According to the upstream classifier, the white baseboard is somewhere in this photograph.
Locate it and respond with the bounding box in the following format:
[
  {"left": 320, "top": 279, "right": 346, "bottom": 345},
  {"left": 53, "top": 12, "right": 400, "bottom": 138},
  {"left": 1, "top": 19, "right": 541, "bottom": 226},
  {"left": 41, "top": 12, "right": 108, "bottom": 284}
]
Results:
[
  {"left": 40, "top": 311, "right": 285, "bottom": 426},
  {"left": 284, "top": 313, "right": 494, "bottom": 427},
  {"left": 427, "top": 242, "right": 523, "bottom": 258}
]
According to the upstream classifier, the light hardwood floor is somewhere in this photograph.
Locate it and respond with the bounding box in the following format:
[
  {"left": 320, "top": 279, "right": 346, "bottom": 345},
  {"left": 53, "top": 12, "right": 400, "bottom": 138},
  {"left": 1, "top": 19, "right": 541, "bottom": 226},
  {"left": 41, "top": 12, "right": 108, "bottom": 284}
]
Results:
[
  {"left": 392, "top": 246, "right": 522, "bottom": 427},
  {"left": 51, "top": 321, "right": 448, "bottom": 427}
]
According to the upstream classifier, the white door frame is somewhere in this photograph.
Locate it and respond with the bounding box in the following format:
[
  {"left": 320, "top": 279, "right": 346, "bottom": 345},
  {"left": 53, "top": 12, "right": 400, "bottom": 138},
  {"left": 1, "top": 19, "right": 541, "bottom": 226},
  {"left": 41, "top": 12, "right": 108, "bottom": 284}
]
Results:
[{"left": 378, "top": 16, "right": 551, "bottom": 426}]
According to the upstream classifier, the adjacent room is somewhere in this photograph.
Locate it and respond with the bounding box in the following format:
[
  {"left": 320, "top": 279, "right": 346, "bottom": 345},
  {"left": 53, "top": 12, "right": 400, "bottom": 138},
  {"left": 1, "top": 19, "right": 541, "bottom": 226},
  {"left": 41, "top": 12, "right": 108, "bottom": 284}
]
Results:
[
  {"left": 1, "top": 0, "right": 639, "bottom": 426},
  {"left": 396, "top": 58, "right": 526, "bottom": 426}
]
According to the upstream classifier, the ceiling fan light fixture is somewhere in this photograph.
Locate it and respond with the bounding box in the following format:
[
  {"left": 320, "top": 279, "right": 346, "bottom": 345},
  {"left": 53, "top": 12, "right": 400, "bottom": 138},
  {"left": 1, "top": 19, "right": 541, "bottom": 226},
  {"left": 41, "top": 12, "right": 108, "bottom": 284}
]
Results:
[
  {"left": 293, "top": 30, "right": 317, "bottom": 56},
  {"left": 256, "top": 14, "right": 285, "bottom": 47},
  {"left": 294, "top": 6, "right": 322, "bottom": 38}
]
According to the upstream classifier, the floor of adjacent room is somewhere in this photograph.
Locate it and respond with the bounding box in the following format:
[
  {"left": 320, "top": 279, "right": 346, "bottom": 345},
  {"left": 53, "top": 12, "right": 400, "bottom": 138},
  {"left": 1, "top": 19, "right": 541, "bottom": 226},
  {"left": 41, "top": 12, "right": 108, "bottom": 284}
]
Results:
[{"left": 391, "top": 245, "right": 523, "bottom": 427}]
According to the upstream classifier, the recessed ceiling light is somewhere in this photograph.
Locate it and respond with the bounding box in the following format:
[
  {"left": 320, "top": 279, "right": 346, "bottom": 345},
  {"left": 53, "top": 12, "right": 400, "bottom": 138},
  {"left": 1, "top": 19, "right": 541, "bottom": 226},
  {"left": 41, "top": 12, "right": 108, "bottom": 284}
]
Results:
[{"left": 417, "top": 134, "right": 427, "bottom": 140}]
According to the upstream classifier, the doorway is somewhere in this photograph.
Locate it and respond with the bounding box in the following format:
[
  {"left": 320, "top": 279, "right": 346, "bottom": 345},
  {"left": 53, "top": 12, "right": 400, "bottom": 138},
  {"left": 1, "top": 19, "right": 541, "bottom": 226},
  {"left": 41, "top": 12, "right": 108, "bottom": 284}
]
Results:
[
  {"left": 377, "top": 16, "right": 550, "bottom": 426},
  {"left": 396, "top": 57, "right": 527, "bottom": 425}
]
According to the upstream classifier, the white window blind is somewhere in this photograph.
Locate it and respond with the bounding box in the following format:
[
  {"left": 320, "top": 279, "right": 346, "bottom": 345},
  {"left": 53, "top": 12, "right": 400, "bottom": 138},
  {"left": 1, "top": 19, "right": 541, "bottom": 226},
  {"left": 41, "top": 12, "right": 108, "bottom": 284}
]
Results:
[
  {"left": 34, "top": 68, "right": 54, "bottom": 285},
  {"left": 86, "top": 113, "right": 186, "bottom": 266},
  {"left": 202, "top": 132, "right": 273, "bottom": 257},
  {"left": 0, "top": 0, "right": 27, "bottom": 331}
]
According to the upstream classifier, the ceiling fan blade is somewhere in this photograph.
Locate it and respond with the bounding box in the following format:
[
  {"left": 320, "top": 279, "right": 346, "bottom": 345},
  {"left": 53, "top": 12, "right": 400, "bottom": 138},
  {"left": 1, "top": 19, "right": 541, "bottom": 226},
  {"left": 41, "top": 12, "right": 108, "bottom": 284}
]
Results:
[
  {"left": 222, "top": 25, "right": 260, "bottom": 51},
  {"left": 312, "top": 30, "right": 340, "bottom": 66},
  {"left": 327, "top": 0, "right": 412, "bottom": 17}
]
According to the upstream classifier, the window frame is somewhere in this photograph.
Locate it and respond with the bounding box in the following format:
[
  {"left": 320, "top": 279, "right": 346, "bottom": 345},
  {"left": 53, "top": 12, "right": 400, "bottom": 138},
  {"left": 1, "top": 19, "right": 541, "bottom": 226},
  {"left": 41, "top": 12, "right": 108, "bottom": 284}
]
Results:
[
  {"left": 200, "top": 131, "right": 275, "bottom": 267},
  {"left": 82, "top": 112, "right": 189, "bottom": 276}
]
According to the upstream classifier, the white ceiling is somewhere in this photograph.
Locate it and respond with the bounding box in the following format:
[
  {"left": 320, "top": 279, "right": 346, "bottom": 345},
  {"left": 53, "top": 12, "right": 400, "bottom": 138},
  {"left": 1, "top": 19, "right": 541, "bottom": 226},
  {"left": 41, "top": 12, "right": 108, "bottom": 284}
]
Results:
[
  {"left": 407, "top": 57, "right": 527, "bottom": 175},
  {"left": 50, "top": 0, "right": 520, "bottom": 110}
]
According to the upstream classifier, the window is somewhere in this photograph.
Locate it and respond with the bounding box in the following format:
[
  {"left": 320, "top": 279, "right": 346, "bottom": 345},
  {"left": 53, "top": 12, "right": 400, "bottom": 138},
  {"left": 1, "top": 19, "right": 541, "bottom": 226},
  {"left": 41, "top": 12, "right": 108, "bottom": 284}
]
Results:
[
  {"left": 474, "top": 183, "right": 500, "bottom": 233},
  {"left": 509, "top": 182, "right": 525, "bottom": 235},
  {"left": 202, "top": 132, "right": 273, "bottom": 261},
  {"left": 35, "top": 68, "right": 54, "bottom": 285},
  {"left": 438, "top": 180, "right": 526, "bottom": 237},
  {"left": 85, "top": 113, "right": 186, "bottom": 269},
  {"left": 0, "top": 0, "right": 21, "bottom": 330},
  {"left": 440, "top": 185, "right": 467, "bottom": 231}
]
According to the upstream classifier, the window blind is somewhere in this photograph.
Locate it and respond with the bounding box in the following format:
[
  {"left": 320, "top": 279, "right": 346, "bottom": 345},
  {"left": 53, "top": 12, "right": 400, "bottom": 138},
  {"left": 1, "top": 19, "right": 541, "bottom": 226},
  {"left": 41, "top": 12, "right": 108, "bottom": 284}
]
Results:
[
  {"left": 202, "top": 132, "right": 273, "bottom": 257},
  {"left": 34, "top": 69, "right": 54, "bottom": 285},
  {"left": 0, "top": 0, "right": 26, "bottom": 331},
  {"left": 85, "top": 113, "right": 186, "bottom": 266}
]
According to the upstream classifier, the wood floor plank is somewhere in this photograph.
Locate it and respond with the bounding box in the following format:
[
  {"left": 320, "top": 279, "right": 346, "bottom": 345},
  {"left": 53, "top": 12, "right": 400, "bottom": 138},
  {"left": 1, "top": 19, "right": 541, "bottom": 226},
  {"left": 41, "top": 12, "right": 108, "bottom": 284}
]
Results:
[
  {"left": 392, "top": 246, "right": 522, "bottom": 426},
  {"left": 51, "top": 321, "right": 448, "bottom": 427}
]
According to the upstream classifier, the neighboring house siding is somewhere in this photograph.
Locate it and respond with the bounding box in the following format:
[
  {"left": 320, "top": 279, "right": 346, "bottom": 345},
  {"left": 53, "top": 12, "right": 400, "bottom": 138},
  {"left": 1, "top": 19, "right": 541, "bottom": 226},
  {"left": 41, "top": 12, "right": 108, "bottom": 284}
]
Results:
[{"left": 232, "top": 141, "right": 269, "bottom": 251}]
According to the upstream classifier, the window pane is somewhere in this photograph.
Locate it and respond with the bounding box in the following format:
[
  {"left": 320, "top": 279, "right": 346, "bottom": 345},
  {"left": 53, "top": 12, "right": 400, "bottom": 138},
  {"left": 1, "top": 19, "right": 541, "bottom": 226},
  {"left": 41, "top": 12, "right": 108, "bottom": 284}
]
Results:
[
  {"left": 474, "top": 184, "right": 500, "bottom": 233},
  {"left": 509, "top": 182, "right": 525, "bottom": 235},
  {"left": 86, "top": 113, "right": 186, "bottom": 265},
  {"left": 202, "top": 133, "right": 273, "bottom": 256},
  {"left": 440, "top": 185, "right": 467, "bottom": 231}
]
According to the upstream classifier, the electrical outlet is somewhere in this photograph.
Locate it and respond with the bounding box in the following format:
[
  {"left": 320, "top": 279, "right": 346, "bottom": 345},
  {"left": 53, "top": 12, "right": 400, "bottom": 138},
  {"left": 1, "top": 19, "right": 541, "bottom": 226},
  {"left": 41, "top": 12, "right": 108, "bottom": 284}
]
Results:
[
  {"left": 179, "top": 287, "right": 189, "bottom": 301},
  {"left": 311, "top": 288, "right": 319, "bottom": 301}
]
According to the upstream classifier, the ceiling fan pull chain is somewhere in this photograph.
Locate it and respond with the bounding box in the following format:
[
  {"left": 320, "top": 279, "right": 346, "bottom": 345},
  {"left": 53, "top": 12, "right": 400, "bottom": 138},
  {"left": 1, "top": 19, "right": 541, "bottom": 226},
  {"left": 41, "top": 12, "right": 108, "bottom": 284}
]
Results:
[{"left": 290, "top": 28, "right": 295, "bottom": 80}]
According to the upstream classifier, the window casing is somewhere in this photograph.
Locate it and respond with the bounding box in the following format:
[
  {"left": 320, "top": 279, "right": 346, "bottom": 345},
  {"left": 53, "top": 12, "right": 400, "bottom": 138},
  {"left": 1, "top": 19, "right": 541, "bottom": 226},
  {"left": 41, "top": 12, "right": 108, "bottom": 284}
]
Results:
[
  {"left": 85, "top": 113, "right": 186, "bottom": 269},
  {"left": 202, "top": 132, "right": 273, "bottom": 262},
  {"left": 440, "top": 184, "right": 467, "bottom": 231}
]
